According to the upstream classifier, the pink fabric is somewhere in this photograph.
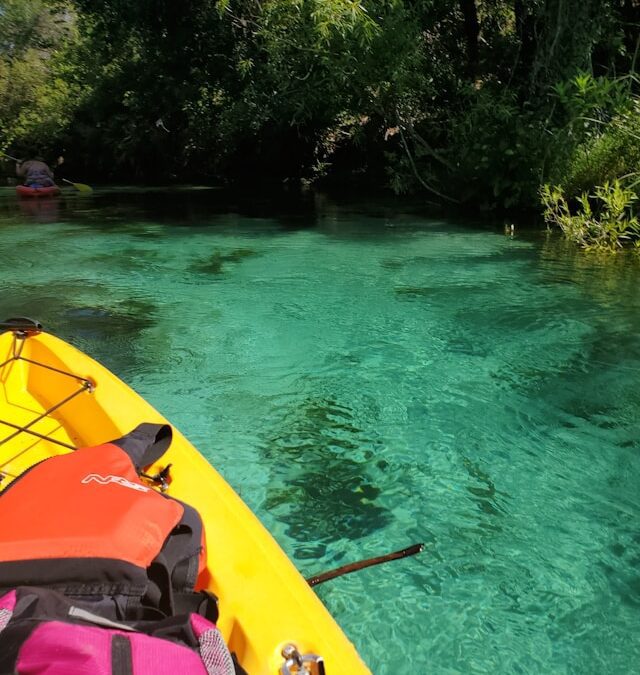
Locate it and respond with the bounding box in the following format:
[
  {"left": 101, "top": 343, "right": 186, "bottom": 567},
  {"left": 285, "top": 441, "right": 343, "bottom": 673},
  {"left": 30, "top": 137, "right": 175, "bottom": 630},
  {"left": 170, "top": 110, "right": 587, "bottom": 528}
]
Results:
[
  {"left": 189, "top": 613, "right": 215, "bottom": 639},
  {"left": 129, "top": 633, "right": 207, "bottom": 674},
  {"left": 16, "top": 623, "right": 208, "bottom": 674},
  {"left": 17, "top": 623, "right": 113, "bottom": 674},
  {"left": 0, "top": 589, "right": 17, "bottom": 611}
]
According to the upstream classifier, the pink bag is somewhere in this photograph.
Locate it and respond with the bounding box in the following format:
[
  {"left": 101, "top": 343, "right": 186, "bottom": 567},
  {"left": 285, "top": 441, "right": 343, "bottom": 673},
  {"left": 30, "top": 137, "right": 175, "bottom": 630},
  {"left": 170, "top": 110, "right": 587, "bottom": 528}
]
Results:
[{"left": 0, "top": 587, "right": 238, "bottom": 675}]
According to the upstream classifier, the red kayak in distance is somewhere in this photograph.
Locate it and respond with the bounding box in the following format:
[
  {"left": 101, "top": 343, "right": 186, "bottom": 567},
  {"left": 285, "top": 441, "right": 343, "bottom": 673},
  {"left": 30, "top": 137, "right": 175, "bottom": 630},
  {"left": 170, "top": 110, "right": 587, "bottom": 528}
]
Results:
[{"left": 16, "top": 185, "right": 60, "bottom": 198}]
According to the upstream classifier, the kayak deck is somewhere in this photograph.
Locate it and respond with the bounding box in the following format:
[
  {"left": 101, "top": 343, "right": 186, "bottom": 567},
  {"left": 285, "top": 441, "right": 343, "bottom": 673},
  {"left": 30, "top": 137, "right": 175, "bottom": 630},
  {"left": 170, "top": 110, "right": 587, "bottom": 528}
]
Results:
[{"left": 0, "top": 328, "right": 370, "bottom": 675}]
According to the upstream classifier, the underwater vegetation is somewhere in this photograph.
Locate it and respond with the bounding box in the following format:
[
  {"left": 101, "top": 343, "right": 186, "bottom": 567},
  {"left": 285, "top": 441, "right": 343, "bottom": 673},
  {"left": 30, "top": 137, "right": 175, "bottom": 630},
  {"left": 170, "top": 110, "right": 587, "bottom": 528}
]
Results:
[
  {"left": 191, "top": 248, "right": 259, "bottom": 275},
  {"left": 262, "top": 395, "right": 391, "bottom": 555}
]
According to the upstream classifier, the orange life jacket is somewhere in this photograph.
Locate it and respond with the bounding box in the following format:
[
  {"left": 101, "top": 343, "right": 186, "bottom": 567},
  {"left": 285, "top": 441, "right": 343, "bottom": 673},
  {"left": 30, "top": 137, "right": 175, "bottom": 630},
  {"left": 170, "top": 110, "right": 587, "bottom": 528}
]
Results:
[{"left": 0, "top": 424, "right": 211, "bottom": 619}]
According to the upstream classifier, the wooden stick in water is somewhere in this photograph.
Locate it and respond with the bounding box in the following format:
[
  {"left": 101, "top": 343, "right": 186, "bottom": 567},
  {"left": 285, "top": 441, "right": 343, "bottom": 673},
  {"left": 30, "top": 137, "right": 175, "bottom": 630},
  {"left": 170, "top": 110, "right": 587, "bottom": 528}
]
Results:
[{"left": 306, "top": 543, "right": 424, "bottom": 587}]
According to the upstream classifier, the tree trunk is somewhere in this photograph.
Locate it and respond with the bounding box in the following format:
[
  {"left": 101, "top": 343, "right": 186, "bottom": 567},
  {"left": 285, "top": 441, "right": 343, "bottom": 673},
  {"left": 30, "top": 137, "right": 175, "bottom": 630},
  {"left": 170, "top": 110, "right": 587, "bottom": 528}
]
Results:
[
  {"left": 514, "top": 0, "right": 537, "bottom": 84},
  {"left": 620, "top": 0, "right": 640, "bottom": 70},
  {"left": 459, "top": 0, "right": 480, "bottom": 77}
]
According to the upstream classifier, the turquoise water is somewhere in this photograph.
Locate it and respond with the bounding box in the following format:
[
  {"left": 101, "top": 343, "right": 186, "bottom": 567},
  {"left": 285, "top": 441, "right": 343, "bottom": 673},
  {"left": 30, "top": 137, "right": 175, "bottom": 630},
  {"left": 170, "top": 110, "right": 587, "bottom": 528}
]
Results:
[{"left": 1, "top": 189, "right": 639, "bottom": 673}]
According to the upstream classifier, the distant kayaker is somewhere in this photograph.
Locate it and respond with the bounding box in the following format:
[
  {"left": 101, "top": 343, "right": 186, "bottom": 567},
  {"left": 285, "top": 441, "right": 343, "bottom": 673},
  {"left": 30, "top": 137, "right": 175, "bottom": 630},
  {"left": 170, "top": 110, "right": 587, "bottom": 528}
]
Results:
[{"left": 15, "top": 154, "right": 56, "bottom": 188}]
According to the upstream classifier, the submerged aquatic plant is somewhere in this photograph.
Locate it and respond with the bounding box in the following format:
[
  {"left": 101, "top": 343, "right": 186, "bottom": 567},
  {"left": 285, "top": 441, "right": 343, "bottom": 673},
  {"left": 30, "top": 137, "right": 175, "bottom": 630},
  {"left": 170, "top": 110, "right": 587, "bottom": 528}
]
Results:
[
  {"left": 262, "top": 395, "right": 391, "bottom": 547},
  {"left": 192, "top": 248, "right": 258, "bottom": 275}
]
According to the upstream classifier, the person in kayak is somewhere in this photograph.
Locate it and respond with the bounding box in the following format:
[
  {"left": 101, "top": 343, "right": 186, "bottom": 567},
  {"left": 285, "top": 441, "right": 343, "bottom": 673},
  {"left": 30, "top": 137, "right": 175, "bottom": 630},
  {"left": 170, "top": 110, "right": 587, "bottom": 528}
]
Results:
[{"left": 15, "top": 154, "right": 56, "bottom": 188}]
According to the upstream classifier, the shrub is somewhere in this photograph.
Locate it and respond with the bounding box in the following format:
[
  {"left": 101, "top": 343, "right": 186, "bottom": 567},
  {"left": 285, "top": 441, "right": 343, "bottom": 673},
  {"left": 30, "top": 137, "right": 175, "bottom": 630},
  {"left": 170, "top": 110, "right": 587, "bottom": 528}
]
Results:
[{"left": 541, "top": 180, "right": 639, "bottom": 251}]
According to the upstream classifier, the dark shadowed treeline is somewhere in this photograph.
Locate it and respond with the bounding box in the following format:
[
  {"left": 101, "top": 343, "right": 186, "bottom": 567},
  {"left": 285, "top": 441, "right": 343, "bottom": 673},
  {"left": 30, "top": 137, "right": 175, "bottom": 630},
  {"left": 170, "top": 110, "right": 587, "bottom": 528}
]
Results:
[{"left": 1, "top": 0, "right": 639, "bottom": 216}]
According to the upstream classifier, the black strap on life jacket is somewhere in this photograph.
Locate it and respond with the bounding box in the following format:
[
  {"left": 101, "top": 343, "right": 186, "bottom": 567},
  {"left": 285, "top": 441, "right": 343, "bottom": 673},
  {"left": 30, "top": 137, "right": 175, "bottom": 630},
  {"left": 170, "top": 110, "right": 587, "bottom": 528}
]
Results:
[
  {"left": 111, "top": 423, "right": 173, "bottom": 473},
  {"left": 111, "top": 424, "right": 216, "bottom": 620}
]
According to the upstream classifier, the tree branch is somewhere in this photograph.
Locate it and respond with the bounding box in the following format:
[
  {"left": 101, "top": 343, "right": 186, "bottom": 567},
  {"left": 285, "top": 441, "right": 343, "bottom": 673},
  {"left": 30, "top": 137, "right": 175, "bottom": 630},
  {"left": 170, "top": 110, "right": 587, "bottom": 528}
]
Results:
[{"left": 398, "top": 127, "right": 458, "bottom": 203}]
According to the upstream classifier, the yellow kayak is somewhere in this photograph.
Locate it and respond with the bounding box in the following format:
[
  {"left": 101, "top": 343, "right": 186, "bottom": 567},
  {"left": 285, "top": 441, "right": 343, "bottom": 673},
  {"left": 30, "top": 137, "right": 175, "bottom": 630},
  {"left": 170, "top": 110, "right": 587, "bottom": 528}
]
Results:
[{"left": 0, "top": 320, "right": 370, "bottom": 675}]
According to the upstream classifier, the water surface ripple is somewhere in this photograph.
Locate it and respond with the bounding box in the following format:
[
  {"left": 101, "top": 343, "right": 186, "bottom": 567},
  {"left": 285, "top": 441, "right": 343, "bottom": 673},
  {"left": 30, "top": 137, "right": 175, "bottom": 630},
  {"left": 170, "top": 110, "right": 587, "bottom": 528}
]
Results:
[{"left": 1, "top": 190, "right": 639, "bottom": 673}]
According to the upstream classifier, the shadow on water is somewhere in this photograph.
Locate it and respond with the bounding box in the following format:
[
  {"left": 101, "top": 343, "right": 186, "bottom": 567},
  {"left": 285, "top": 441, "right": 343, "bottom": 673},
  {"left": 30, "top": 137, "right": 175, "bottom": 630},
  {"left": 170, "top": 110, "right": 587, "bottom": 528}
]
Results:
[
  {"left": 261, "top": 396, "right": 391, "bottom": 557},
  {"left": 0, "top": 188, "right": 322, "bottom": 237},
  {"left": 1, "top": 186, "right": 511, "bottom": 240},
  {"left": 15, "top": 188, "right": 321, "bottom": 233},
  {"left": 0, "top": 283, "right": 156, "bottom": 374}
]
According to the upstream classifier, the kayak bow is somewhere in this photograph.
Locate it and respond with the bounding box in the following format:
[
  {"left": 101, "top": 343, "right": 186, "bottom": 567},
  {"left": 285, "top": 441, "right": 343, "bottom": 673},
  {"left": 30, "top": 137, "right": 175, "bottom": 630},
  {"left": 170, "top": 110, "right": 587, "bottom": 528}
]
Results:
[{"left": 0, "top": 321, "right": 370, "bottom": 675}]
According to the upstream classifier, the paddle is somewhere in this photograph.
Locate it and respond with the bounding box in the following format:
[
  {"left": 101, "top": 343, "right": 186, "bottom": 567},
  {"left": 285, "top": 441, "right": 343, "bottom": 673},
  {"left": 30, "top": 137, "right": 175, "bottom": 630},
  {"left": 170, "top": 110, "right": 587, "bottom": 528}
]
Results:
[
  {"left": 1, "top": 151, "right": 92, "bottom": 193},
  {"left": 62, "top": 178, "right": 93, "bottom": 193},
  {"left": 306, "top": 542, "right": 424, "bottom": 587}
]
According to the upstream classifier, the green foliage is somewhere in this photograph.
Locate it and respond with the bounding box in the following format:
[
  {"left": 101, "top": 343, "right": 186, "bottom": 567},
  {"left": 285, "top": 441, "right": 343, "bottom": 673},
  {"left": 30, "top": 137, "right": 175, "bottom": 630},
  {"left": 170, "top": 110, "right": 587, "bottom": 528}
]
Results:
[
  {"left": 372, "top": 1, "right": 633, "bottom": 209},
  {"left": 443, "top": 87, "right": 552, "bottom": 209},
  {"left": 552, "top": 73, "right": 632, "bottom": 128},
  {"left": 0, "top": 0, "right": 83, "bottom": 155},
  {"left": 207, "top": 0, "right": 388, "bottom": 161},
  {"left": 208, "top": 0, "right": 422, "bottom": 172},
  {"left": 540, "top": 74, "right": 640, "bottom": 252},
  {"left": 2, "top": 0, "right": 639, "bottom": 219},
  {"left": 541, "top": 181, "right": 640, "bottom": 251},
  {"left": 0, "top": 0, "right": 67, "bottom": 56},
  {"left": 552, "top": 97, "right": 640, "bottom": 197},
  {"left": 61, "top": 0, "right": 426, "bottom": 182}
]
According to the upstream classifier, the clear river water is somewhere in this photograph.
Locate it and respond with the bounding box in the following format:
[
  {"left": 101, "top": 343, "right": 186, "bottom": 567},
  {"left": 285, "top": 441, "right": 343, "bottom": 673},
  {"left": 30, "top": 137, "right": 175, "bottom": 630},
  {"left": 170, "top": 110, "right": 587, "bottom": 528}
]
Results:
[{"left": 1, "top": 187, "right": 639, "bottom": 674}]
